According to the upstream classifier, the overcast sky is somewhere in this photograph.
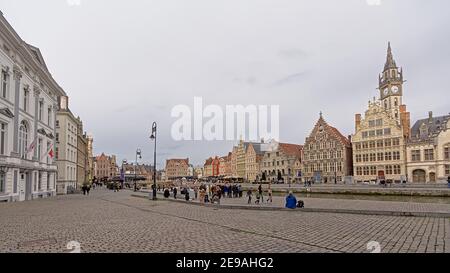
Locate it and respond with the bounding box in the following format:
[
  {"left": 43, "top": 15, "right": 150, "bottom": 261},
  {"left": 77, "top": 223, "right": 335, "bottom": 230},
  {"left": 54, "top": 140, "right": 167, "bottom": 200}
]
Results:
[{"left": 1, "top": 0, "right": 449, "bottom": 167}]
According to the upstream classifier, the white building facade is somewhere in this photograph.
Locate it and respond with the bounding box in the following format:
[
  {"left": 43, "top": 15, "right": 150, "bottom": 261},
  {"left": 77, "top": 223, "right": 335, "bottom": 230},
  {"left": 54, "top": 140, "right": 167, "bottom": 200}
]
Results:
[{"left": 0, "top": 12, "right": 63, "bottom": 201}]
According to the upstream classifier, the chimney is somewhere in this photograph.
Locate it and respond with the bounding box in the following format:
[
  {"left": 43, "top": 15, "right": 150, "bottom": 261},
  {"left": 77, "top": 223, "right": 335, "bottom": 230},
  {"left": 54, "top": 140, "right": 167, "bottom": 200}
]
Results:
[
  {"left": 428, "top": 111, "right": 433, "bottom": 123},
  {"left": 401, "top": 110, "right": 411, "bottom": 139},
  {"left": 355, "top": 114, "right": 361, "bottom": 131}
]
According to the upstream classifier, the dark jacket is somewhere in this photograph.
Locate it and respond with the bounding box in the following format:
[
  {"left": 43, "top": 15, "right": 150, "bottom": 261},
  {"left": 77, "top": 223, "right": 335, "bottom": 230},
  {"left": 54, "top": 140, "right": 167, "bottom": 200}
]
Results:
[{"left": 285, "top": 194, "right": 297, "bottom": 209}]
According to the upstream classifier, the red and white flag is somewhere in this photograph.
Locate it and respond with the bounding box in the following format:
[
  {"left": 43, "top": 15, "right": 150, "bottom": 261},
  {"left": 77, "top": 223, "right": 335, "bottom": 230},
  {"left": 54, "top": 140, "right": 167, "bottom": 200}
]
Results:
[{"left": 41, "top": 143, "right": 54, "bottom": 161}]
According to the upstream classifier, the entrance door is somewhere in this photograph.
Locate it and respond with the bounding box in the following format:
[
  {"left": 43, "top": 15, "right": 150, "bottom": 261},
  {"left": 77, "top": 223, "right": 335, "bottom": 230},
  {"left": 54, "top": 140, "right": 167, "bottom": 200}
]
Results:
[
  {"left": 412, "top": 169, "right": 426, "bottom": 183},
  {"left": 429, "top": 172, "right": 436, "bottom": 183},
  {"left": 18, "top": 172, "right": 26, "bottom": 201}
]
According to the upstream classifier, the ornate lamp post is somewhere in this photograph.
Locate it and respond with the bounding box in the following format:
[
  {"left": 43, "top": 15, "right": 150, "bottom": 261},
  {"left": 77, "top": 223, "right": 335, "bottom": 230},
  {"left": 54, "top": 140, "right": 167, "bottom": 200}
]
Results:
[
  {"left": 134, "top": 149, "right": 141, "bottom": 191},
  {"left": 150, "top": 122, "right": 157, "bottom": 200}
]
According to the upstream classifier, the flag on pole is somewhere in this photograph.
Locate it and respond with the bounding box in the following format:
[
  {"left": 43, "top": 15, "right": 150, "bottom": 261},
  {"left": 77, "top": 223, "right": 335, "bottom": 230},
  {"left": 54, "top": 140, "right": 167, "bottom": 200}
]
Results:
[
  {"left": 41, "top": 143, "right": 54, "bottom": 161},
  {"left": 26, "top": 136, "right": 38, "bottom": 154}
]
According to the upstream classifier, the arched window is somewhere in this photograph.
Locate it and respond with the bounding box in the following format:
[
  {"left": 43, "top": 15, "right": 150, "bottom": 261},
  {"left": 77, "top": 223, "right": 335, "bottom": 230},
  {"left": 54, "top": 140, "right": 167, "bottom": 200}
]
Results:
[
  {"left": 384, "top": 100, "right": 388, "bottom": 109},
  {"left": 19, "top": 121, "right": 28, "bottom": 159},
  {"left": 394, "top": 98, "right": 398, "bottom": 107}
]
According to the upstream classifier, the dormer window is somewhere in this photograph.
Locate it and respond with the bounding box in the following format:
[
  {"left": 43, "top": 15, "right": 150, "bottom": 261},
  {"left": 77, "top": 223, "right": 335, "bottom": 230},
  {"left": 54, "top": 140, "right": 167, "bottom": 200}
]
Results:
[{"left": 419, "top": 123, "right": 428, "bottom": 137}]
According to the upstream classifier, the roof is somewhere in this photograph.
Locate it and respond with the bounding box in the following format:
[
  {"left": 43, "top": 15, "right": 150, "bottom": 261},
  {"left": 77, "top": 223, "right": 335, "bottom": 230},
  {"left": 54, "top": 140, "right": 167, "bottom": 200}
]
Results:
[
  {"left": 410, "top": 114, "right": 450, "bottom": 142},
  {"left": 384, "top": 42, "right": 397, "bottom": 70},
  {"left": 245, "top": 142, "right": 266, "bottom": 155},
  {"left": 166, "top": 158, "right": 189, "bottom": 165},
  {"left": 279, "top": 143, "right": 303, "bottom": 158},
  {"left": 306, "top": 114, "right": 351, "bottom": 147},
  {"left": 329, "top": 125, "right": 351, "bottom": 146}
]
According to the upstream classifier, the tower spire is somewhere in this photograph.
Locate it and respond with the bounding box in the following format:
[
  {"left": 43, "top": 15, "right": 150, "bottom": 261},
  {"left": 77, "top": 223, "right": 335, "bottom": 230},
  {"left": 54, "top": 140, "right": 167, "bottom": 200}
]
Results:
[{"left": 384, "top": 41, "right": 397, "bottom": 70}]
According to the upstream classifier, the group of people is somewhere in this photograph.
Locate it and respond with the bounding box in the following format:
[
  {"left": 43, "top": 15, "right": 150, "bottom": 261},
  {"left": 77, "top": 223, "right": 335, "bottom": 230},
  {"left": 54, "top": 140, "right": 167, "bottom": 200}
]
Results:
[
  {"left": 246, "top": 184, "right": 273, "bottom": 204},
  {"left": 161, "top": 183, "right": 245, "bottom": 204},
  {"left": 81, "top": 184, "right": 91, "bottom": 195}
]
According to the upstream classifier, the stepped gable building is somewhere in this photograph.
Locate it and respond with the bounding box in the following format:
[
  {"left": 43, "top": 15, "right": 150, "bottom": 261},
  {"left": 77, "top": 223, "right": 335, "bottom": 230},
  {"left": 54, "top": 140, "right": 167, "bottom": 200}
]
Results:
[
  {"left": 260, "top": 140, "right": 303, "bottom": 184},
  {"left": 303, "top": 113, "right": 352, "bottom": 183},
  {"left": 406, "top": 112, "right": 450, "bottom": 182},
  {"left": 165, "top": 158, "right": 189, "bottom": 179},
  {"left": 352, "top": 43, "right": 410, "bottom": 183},
  {"left": 245, "top": 141, "right": 266, "bottom": 183}
]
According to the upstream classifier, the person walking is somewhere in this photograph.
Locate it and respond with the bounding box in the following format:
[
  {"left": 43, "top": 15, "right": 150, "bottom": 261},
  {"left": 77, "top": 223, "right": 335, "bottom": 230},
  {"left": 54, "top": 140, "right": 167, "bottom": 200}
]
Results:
[
  {"left": 86, "top": 185, "right": 91, "bottom": 195},
  {"left": 247, "top": 188, "right": 253, "bottom": 204},
  {"left": 267, "top": 185, "right": 273, "bottom": 203},
  {"left": 173, "top": 187, "right": 178, "bottom": 199},
  {"left": 82, "top": 185, "right": 86, "bottom": 195},
  {"left": 285, "top": 191, "right": 297, "bottom": 209},
  {"left": 447, "top": 176, "right": 450, "bottom": 188},
  {"left": 258, "top": 184, "right": 264, "bottom": 203}
]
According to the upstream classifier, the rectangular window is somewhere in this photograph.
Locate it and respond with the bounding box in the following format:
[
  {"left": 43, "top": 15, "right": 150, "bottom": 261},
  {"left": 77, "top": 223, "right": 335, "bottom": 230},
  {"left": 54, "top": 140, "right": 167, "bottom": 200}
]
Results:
[
  {"left": 47, "top": 108, "right": 52, "bottom": 126},
  {"left": 393, "top": 165, "right": 401, "bottom": 175},
  {"left": 445, "top": 165, "right": 450, "bottom": 176},
  {"left": 38, "top": 138, "right": 42, "bottom": 160},
  {"left": 362, "top": 132, "right": 368, "bottom": 138},
  {"left": 376, "top": 129, "right": 383, "bottom": 136},
  {"left": 13, "top": 170, "right": 17, "bottom": 194},
  {"left": 362, "top": 142, "right": 368, "bottom": 149},
  {"left": 356, "top": 167, "right": 362, "bottom": 176},
  {"left": 369, "top": 141, "right": 376, "bottom": 149},
  {"left": 376, "top": 119, "right": 383, "bottom": 127},
  {"left": 1, "top": 70, "right": 9, "bottom": 99},
  {"left": 23, "top": 89, "right": 29, "bottom": 112},
  {"left": 377, "top": 140, "right": 384, "bottom": 148},
  {"left": 363, "top": 167, "right": 369, "bottom": 175},
  {"left": 369, "top": 130, "right": 375, "bottom": 137},
  {"left": 56, "top": 120, "right": 59, "bottom": 127},
  {"left": 0, "top": 171, "right": 5, "bottom": 193},
  {"left": 0, "top": 122, "right": 6, "bottom": 155},
  {"left": 363, "top": 154, "right": 369, "bottom": 162},
  {"left": 424, "top": 149, "right": 434, "bottom": 161},
  {"left": 370, "top": 153, "right": 376, "bottom": 162},
  {"left": 385, "top": 139, "right": 392, "bottom": 147},
  {"left": 393, "top": 151, "right": 400, "bottom": 160},
  {"left": 386, "top": 165, "right": 393, "bottom": 175},
  {"left": 368, "top": 120, "right": 375, "bottom": 127},
  {"left": 370, "top": 166, "right": 377, "bottom": 175},
  {"left": 384, "top": 128, "right": 391, "bottom": 135},
  {"left": 355, "top": 143, "right": 361, "bottom": 150},
  {"left": 38, "top": 173, "right": 42, "bottom": 191},
  {"left": 356, "top": 154, "right": 362, "bottom": 163},
  {"left": 411, "top": 150, "right": 421, "bottom": 162},
  {"left": 377, "top": 152, "right": 384, "bottom": 161},
  {"left": 392, "top": 138, "right": 400, "bottom": 146},
  {"left": 445, "top": 147, "right": 450, "bottom": 160},
  {"left": 39, "top": 100, "right": 44, "bottom": 121},
  {"left": 385, "top": 152, "right": 392, "bottom": 161}
]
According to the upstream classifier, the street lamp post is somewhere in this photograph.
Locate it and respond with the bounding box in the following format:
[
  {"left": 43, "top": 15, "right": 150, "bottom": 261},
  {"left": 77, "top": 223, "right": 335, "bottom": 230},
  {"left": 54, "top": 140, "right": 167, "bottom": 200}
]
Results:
[
  {"left": 135, "top": 149, "right": 142, "bottom": 192},
  {"left": 150, "top": 122, "right": 157, "bottom": 200},
  {"left": 121, "top": 159, "right": 127, "bottom": 189}
]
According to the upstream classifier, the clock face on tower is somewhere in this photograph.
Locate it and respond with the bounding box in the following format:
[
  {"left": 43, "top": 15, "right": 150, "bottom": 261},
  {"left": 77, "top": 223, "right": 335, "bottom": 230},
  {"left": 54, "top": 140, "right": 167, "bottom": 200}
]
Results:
[
  {"left": 392, "top": 86, "right": 399, "bottom": 93},
  {"left": 383, "top": 88, "right": 389, "bottom": 96}
]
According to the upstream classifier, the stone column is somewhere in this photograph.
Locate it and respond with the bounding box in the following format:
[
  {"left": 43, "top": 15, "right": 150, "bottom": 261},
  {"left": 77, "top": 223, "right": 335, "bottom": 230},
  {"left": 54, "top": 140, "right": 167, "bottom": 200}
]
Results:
[
  {"left": 11, "top": 66, "right": 22, "bottom": 157},
  {"left": 33, "top": 87, "right": 41, "bottom": 161}
]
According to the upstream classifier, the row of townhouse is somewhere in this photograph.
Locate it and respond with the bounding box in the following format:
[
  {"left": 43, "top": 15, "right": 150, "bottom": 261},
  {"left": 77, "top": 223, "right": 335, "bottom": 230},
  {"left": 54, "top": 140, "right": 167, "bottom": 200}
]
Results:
[{"left": 197, "top": 43, "right": 449, "bottom": 184}]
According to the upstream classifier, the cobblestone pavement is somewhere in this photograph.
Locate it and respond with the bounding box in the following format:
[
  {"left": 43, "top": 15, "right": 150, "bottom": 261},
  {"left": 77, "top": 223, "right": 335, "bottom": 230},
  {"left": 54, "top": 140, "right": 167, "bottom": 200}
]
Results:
[{"left": 0, "top": 188, "right": 449, "bottom": 253}]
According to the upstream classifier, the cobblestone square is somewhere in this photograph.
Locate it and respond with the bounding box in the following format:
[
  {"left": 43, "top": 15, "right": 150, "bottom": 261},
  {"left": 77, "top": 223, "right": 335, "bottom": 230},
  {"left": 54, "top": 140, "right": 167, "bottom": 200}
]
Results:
[{"left": 0, "top": 188, "right": 449, "bottom": 253}]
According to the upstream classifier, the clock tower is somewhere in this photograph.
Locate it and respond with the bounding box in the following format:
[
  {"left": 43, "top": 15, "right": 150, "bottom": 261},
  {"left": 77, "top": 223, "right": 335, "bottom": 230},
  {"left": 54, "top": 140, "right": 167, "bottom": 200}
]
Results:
[{"left": 378, "top": 42, "right": 404, "bottom": 123}]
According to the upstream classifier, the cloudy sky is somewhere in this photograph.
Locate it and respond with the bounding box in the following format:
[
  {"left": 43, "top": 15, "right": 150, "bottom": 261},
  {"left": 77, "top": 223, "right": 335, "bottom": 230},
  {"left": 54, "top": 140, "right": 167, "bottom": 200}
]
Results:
[{"left": 1, "top": 0, "right": 449, "bottom": 167}]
